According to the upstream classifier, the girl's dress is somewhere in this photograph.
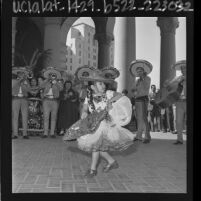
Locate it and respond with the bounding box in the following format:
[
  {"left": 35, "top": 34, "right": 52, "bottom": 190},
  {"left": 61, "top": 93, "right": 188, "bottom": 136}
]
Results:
[{"left": 75, "top": 90, "right": 135, "bottom": 152}]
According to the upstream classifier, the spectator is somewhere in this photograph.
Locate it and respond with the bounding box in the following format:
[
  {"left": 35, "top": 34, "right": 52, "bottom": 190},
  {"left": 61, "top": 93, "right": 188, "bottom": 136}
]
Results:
[
  {"left": 122, "top": 89, "right": 128, "bottom": 96},
  {"left": 123, "top": 89, "right": 137, "bottom": 132},
  {"left": 57, "top": 81, "right": 79, "bottom": 136},
  {"left": 149, "top": 85, "right": 161, "bottom": 132}
]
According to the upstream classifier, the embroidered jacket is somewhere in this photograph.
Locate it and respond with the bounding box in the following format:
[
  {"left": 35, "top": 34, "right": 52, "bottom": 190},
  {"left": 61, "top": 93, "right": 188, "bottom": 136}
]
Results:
[
  {"left": 39, "top": 79, "right": 63, "bottom": 98},
  {"left": 12, "top": 79, "right": 31, "bottom": 97}
]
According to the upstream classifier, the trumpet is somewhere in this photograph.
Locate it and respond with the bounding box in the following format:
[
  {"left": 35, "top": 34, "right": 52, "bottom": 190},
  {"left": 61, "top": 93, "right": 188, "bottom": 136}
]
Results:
[{"left": 27, "top": 72, "right": 33, "bottom": 79}]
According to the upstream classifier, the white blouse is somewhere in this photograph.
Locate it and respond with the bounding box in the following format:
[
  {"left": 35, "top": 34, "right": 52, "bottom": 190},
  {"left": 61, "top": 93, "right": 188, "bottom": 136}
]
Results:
[
  {"left": 84, "top": 90, "right": 114, "bottom": 113},
  {"left": 84, "top": 90, "right": 132, "bottom": 127}
]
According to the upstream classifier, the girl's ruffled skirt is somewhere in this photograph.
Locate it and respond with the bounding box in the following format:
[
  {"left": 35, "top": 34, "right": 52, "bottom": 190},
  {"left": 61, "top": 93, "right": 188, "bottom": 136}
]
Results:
[{"left": 77, "top": 120, "right": 134, "bottom": 152}]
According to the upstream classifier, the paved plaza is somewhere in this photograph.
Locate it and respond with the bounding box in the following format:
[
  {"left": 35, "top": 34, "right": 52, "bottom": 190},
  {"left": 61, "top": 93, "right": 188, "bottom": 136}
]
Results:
[{"left": 12, "top": 132, "right": 186, "bottom": 193}]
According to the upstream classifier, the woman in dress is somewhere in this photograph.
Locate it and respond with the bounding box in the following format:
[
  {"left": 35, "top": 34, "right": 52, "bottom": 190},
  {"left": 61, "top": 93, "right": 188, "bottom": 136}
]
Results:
[
  {"left": 57, "top": 80, "right": 79, "bottom": 135},
  {"left": 64, "top": 67, "right": 135, "bottom": 178},
  {"left": 27, "top": 77, "right": 42, "bottom": 133}
]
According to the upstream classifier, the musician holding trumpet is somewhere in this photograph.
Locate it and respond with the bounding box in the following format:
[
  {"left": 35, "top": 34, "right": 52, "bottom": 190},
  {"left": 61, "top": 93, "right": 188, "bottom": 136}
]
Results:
[
  {"left": 12, "top": 67, "right": 31, "bottom": 139},
  {"left": 39, "top": 67, "right": 63, "bottom": 138}
]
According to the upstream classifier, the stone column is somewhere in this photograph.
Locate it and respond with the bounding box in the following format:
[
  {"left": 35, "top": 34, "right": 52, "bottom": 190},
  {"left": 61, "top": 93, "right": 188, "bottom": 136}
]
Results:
[
  {"left": 44, "top": 17, "right": 66, "bottom": 70},
  {"left": 95, "top": 33, "right": 113, "bottom": 69},
  {"left": 12, "top": 17, "right": 17, "bottom": 66},
  {"left": 157, "top": 17, "right": 179, "bottom": 88},
  {"left": 113, "top": 17, "right": 136, "bottom": 96}
]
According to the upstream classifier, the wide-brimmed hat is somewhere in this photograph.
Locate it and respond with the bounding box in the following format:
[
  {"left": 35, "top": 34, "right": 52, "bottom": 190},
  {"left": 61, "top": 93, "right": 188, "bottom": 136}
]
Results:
[
  {"left": 101, "top": 66, "right": 120, "bottom": 80},
  {"left": 75, "top": 66, "right": 114, "bottom": 83},
  {"left": 12, "top": 66, "right": 30, "bottom": 76},
  {"left": 43, "top": 67, "right": 61, "bottom": 79},
  {"left": 172, "top": 60, "right": 186, "bottom": 70},
  {"left": 130, "top": 60, "right": 153, "bottom": 77}
]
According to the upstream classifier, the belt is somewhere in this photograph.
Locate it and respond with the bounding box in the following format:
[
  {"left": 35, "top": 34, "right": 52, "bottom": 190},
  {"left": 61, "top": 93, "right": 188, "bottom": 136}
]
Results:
[
  {"left": 44, "top": 97, "right": 58, "bottom": 101},
  {"left": 12, "top": 95, "right": 26, "bottom": 99},
  {"left": 135, "top": 96, "right": 149, "bottom": 102}
]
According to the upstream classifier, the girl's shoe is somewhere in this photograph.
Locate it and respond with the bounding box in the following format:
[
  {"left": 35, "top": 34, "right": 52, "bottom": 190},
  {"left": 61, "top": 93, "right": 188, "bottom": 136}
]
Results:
[
  {"left": 103, "top": 161, "right": 119, "bottom": 173},
  {"left": 84, "top": 169, "right": 97, "bottom": 178}
]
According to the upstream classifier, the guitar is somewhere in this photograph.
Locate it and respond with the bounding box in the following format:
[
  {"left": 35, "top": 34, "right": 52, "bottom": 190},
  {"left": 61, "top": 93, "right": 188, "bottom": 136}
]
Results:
[{"left": 155, "top": 76, "right": 184, "bottom": 108}]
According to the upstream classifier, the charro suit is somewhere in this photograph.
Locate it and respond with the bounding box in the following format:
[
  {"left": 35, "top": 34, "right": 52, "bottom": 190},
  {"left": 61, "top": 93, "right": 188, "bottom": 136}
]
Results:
[
  {"left": 40, "top": 79, "right": 63, "bottom": 136},
  {"left": 12, "top": 79, "right": 30, "bottom": 137}
]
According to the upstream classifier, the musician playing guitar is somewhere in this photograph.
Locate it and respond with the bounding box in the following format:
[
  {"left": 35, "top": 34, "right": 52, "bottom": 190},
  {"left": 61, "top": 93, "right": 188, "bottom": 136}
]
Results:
[{"left": 172, "top": 60, "right": 186, "bottom": 145}]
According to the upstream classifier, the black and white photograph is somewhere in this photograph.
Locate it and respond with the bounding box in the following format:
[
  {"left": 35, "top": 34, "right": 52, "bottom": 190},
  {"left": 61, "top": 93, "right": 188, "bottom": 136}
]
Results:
[
  {"left": 10, "top": 16, "right": 187, "bottom": 193},
  {"left": 1, "top": 0, "right": 194, "bottom": 200}
]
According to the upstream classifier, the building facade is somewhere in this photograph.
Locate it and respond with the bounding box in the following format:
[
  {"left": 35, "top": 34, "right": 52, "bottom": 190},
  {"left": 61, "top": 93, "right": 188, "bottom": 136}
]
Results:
[
  {"left": 12, "top": 17, "right": 180, "bottom": 96},
  {"left": 66, "top": 23, "right": 96, "bottom": 73}
]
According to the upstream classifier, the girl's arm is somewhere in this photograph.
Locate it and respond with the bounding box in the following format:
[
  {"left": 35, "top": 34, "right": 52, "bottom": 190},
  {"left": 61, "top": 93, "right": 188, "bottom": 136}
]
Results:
[
  {"left": 80, "top": 96, "right": 89, "bottom": 119},
  {"left": 81, "top": 103, "right": 88, "bottom": 119}
]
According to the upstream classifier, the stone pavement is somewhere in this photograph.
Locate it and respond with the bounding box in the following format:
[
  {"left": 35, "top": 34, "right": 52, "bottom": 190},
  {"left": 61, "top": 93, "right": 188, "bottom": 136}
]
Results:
[{"left": 12, "top": 132, "right": 186, "bottom": 193}]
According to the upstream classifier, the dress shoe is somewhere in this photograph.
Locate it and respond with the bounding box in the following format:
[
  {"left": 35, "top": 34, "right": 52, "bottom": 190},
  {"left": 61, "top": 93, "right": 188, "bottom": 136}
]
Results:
[
  {"left": 23, "top": 136, "right": 29, "bottom": 139},
  {"left": 84, "top": 169, "right": 97, "bottom": 178},
  {"left": 103, "top": 161, "right": 119, "bottom": 173},
  {"left": 50, "top": 135, "right": 56, "bottom": 138},
  {"left": 133, "top": 137, "right": 142, "bottom": 142},
  {"left": 143, "top": 139, "right": 151, "bottom": 144},
  {"left": 12, "top": 135, "right": 18, "bottom": 139},
  {"left": 41, "top": 135, "right": 48, "bottom": 138},
  {"left": 173, "top": 141, "right": 183, "bottom": 145}
]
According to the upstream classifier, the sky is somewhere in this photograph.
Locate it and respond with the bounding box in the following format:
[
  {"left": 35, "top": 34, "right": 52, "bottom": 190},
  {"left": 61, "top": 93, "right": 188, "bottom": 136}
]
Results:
[{"left": 72, "top": 17, "right": 186, "bottom": 88}]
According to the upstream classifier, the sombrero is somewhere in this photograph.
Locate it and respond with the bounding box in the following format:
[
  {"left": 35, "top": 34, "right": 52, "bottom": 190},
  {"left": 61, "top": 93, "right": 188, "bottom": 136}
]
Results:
[
  {"left": 43, "top": 67, "right": 62, "bottom": 79},
  {"left": 75, "top": 66, "right": 114, "bottom": 83},
  {"left": 172, "top": 60, "right": 186, "bottom": 70},
  {"left": 12, "top": 66, "right": 30, "bottom": 76},
  {"left": 101, "top": 66, "right": 120, "bottom": 80},
  {"left": 130, "top": 60, "right": 153, "bottom": 77}
]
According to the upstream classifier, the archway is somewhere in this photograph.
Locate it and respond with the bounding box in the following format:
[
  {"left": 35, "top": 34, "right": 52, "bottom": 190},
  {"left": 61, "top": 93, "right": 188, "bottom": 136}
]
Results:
[
  {"left": 60, "top": 17, "right": 98, "bottom": 72},
  {"left": 15, "top": 17, "right": 43, "bottom": 67}
]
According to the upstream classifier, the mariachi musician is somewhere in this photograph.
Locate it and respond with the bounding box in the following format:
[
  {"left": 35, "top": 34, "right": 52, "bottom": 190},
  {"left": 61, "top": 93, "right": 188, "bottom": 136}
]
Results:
[
  {"left": 40, "top": 67, "right": 63, "bottom": 138},
  {"left": 12, "top": 67, "right": 31, "bottom": 139},
  {"left": 155, "top": 60, "right": 186, "bottom": 144},
  {"left": 171, "top": 60, "right": 186, "bottom": 145},
  {"left": 130, "top": 60, "right": 153, "bottom": 144}
]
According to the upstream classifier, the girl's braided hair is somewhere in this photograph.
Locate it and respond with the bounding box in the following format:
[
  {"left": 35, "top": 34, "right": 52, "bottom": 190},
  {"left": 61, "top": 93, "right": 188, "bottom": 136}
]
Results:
[
  {"left": 87, "top": 81, "right": 95, "bottom": 112},
  {"left": 86, "top": 81, "right": 111, "bottom": 112}
]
